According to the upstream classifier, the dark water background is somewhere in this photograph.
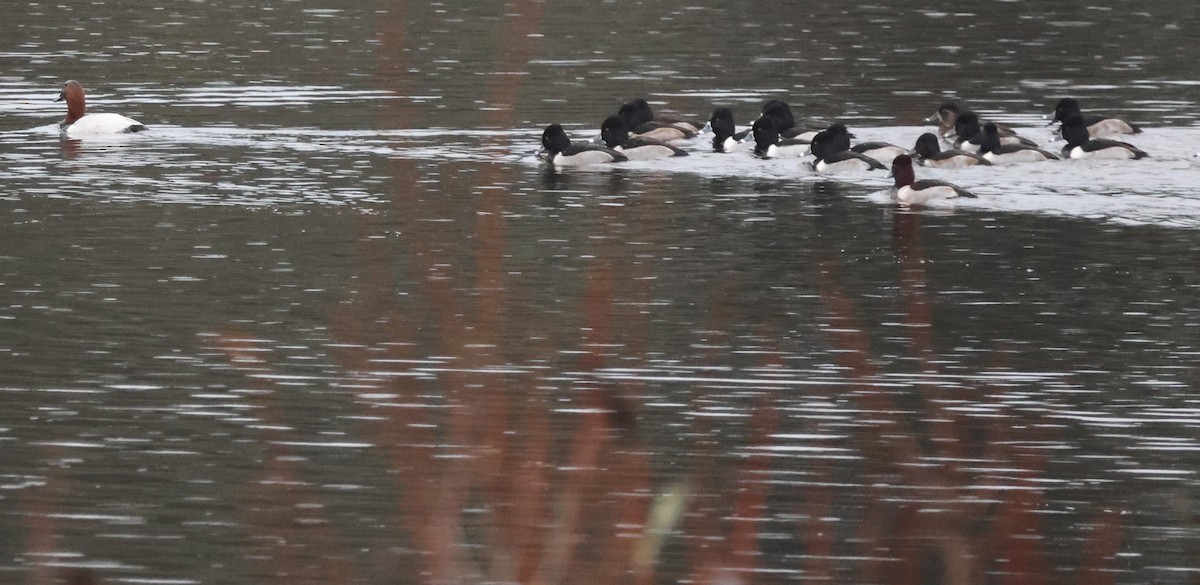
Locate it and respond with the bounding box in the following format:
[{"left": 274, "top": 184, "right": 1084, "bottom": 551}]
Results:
[{"left": 1, "top": 1, "right": 1199, "bottom": 584}]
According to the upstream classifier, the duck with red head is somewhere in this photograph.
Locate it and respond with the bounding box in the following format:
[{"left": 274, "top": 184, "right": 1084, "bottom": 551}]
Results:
[
  {"left": 56, "top": 80, "right": 146, "bottom": 139},
  {"left": 889, "top": 154, "right": 976, "bottom": 205}
]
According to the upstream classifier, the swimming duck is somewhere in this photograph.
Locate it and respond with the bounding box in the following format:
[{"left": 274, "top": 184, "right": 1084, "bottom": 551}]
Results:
[
  {"left": 850, "top": 138, "right": 909, "bottom": 167},
  {"left": 540, "top": 124, "right": 628, "bottom": 166},
  {"left": 1059, "top": 115, "right": 1148, "bottom": 159},
  {"left": 912, "top": 133, "right": 992, "bottom": 167},
  {"left": 708, "top": 107, "right": 750, "bottom": 153},
  {"left": 810, "top": 124, "right": 886, "bottom": 172},
  {"left": 811, "top": 122, "right": 905, "bottom": 165},
  {"left": 56, "top": 80, "right": 146, "bottom": 139},
  {"left": 758, "top": 100, "right": 830, "bottom": 142},
  {"left": 979, "top": 123, "right": 1059, "bottom": 164},
  {"left": 954, "top": 112, "right": 1038, "bottom": 154},
  {"left": 925, "top": 101, "right": 1016, "bottom": 139},
  {"left": 599, "top": 116, "right": 689, "bottom": 160},
  {"left": 890, "top": 154, "right": 977, "bottom": 205},
  {"left": 924, "top": 101, "right": 968, "bottom": 138},
  {"left": 751, "top": 116, "right": 809, "bottom": 159},
  {"left": 1049, "top": 98, "right": 1141, "bottom": 138},
  {"left": 617, "top": 98, "right": 700, "bottom": 141}
]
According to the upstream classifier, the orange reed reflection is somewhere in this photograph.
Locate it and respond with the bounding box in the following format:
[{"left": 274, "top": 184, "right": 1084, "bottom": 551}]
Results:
[
  {"left": 210, "top": 0, "right": 1131, "bottom": 577},
  {"left": 808, "top": 211, "right": 1126, "bottom": 585}
]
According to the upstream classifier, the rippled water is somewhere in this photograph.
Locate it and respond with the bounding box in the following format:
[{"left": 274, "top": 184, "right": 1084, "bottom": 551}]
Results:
[{"left": 2, "top": 1, "right": 1200, "bottom": 584}]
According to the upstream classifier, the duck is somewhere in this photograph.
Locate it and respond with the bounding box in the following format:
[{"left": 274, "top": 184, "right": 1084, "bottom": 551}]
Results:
[
  {"left": 812, "top": 122, "right": 851, "bottom": 152},
  {"left": 751, "top": 116, "right": 808, "bottom": 159},
  {"left": 924, "top": 101, "right": 968, "bottom": 138},
  {"left": 812, "top": 122, "right": 905, "bottom": 165},
  {"left": 889, "top": 154, "right": 976, "bottom": 205},
  {"left": 617, "top": 98, "right": 700, "bottom": 142},
  {"left": 599, "top": 116, "right": 688, "bottom": 160},
  {"left": 759, "top": 100, "right": 800, "bottom": 140},
  {"left": 758, "top": 100, "right": 832, "bottom": 142},
  {"left": 924, "top": 101, "right": 1016, "bottom": 139},
  {"left": 1049, "top": 98, "right": 1141, "bottom": 137},
  {"left": 809, "top": 124, "right": 886, "bottom": 172},
  {"left": 954, "top": 112, "right": 1038, "bottom": 154},
  {"left": 979, "top": 122, "right": 1059, "bottom": 164},
  {"left": 540, "top": 124, "right": 628, "bottom": 166},
  {"left": 708, "top": 107, "right": 747, "bottom": 153},
  {"left": 912, "top": 133, "right": 992, "bottom": 167},
  {"left": 56, "top": 80, "right": 146, "bottom": 139},
  {"left": 1059, "top": 115, "right": 1148, "bottom": 159},
  {"left": 851, "top": 139, "right": 909, "bottom": 167}
]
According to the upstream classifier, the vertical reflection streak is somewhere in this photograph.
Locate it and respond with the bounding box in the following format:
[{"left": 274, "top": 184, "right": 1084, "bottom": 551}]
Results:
[{"left": 217, "top": 332, "right": 360, "bottom": 584}]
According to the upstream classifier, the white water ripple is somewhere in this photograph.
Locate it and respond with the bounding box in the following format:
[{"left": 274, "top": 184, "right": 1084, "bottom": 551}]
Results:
[{"left": 4, "top": 115, "right": 1200, "bottom": 228}]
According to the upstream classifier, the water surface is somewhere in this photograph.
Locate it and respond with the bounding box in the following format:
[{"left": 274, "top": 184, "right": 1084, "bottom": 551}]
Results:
[{"left": 2, "top": 1, "right": 1200, "bottom": 584}]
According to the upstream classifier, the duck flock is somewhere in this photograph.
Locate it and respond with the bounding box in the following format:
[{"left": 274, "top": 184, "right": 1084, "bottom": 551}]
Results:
[
  {"left": 50, "top": 79, "right": 1152, "bottom": 207},
  {"left": 537, "top": 98, "right": 1147, "bottom": 205}
]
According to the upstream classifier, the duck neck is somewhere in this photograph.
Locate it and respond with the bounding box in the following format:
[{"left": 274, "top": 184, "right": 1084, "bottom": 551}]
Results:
[
  {"left": 64, "top": 94, "right": 86, "bottom": 124},
  {"left": 892, "top": 164, "right": 915, "bottom": 188}
]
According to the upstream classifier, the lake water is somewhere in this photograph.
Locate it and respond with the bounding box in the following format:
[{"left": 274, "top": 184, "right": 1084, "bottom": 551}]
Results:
[{"left": 2, "top": 1, "right": 1200, "bottom": 584}]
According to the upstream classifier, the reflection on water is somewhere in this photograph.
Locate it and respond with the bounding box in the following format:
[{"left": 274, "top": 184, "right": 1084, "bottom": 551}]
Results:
[{"left": 2, "top": 1, "right": 1200, "bottom": 584}]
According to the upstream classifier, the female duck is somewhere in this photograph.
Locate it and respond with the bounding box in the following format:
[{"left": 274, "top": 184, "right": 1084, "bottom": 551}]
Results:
[
  {"left": 56, "top": 80, "right": 146, "bottom": 139},
  {"left": 599, "top": 116, "right": 688, "bottom": 160},
  {"left": 925, "top": 101, "right": 1014, "bottom": 139},
  {"left": 912, "top": 133, "right": 991, "bottom": 168},
  {"left": 1050, "top": 98, "right": 1141, "bottom": 138},
  {"left": 540, "top": 124, "right": 627, "bottom": 166},
  {"left": 924, "top": 101, "right": 964, "bottom": 138},
  {"left": 1059, "top": 115, "right": 1148, "bottom": 159},
  {"left": 890, "top": 154, "right": 976, "bottom": 205}
]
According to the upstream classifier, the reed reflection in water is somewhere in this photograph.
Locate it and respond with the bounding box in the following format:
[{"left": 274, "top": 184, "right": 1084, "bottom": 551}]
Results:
[{"left": 11, "top": 155, "right": 1195, "bottom": 582}]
